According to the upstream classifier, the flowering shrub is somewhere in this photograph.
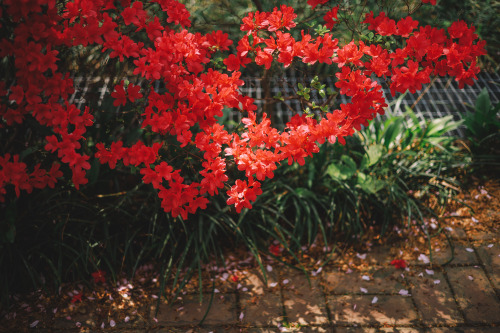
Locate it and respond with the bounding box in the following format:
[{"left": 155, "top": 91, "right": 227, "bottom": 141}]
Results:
[{"left": 0, "top": 0, "right": 486, "bottom": 219}]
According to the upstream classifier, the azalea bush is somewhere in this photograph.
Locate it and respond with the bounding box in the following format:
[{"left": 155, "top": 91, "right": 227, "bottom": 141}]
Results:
[
  {"left": 0, "top": 0, "right": 486, "bottom": 218},
  {"left": 0, "top": 0, "right": 488, "bottom": 302}
]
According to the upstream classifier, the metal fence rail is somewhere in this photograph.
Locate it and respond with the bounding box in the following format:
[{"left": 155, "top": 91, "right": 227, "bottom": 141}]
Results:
[{"left": 68, "top": 71, "right": 500, "bottom": 137}]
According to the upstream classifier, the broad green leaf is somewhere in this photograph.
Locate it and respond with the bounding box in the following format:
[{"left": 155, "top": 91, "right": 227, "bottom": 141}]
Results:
[
  {"left": 475, "top": 88, "right": 491, "bottom": 115},
  {"left": 404, "top": 107, "right": 422, "bottom": 134},
  {"left": 361, "top": 144, "right": 385, "bottom": 168},
  {"left": 382, "top": 117, "right": 405, "bottom": 149},
  {"left": 357, "top": 174, "right": 385, "bottom": 195},
  {"left": 19, "top": 147, "right": 38, "bottom": 161},
  {"left": 326, "top": 155, "right": 357, "bottom": 180},
  {"left": 425, "top": 115, "right": 457, "bottom": 137}
]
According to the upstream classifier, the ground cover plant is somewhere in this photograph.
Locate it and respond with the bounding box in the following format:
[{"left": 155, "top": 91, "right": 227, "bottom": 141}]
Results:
[
  {"left": 0, "top": 0, "right": 489, "bottom": 313},
  {"left": 263, "top": 108, "right": 469, "bottom": 238},
  {"left": 462, "top": 88, "right": 500, "bottom": 168}
]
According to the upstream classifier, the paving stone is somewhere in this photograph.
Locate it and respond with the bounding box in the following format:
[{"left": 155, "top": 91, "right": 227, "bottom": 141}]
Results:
[
  {"left": 426, "top": 327, "right": 500, "bottom": 333},
  {"left": 283, "top": 290, "right": 329, "bottom": 325},
  {"left": 247, "top": 327, "right": 332, "bottom": 333},
  {"left": 93, "top": 331, "right": 145, "bottom": 333},
  {"left": 407, "top": 271, "right": 463, "bottom": 325},
  {"left": 362, "top": 245, "right": 399, "bottom": 265},
  {"left": 280, "top": 268, "right": 328, "bottom": 326},
  {"left": 152, "top": 293, "right": 237, "bottom": 326},
  {"left": 111, "top": 303, "right": 150, "bottom": 329},
  {"left": 333, "top": 328, "right": 423, "bottom": 333},
  {"left": 476, "top": 242, "right": 500, "bottom": 290},
  {"left": 377, "top": 329, "right": 424, "bottom": 333},
  {"left": 476, "top": 243, "right": 500, "bottom": 267},
  {"left": 448, "top": 226, "right": 468, "bottom": 240},
  {"left": 483, "top": 209, "right": 500, "bottom": 222},
  {"left": 292, "top": 327, "right": 332, "bottom": 332},
  {"left": 5, "top": 314, "right": 51, "bottom": 332},
  {"left": 446, "top": 266, "right": 500, "bottom": 323},
  {"left": 240, "top": 292, "right": 284, "bottom": 326},
  {"left": 428, "top": 244, "right": 478, "bottom": 265},
  {"left": 323, "top": 268, "right": 406, "bottom": 294},
  {"left": 327, "top": 295, "right": 418, "bottom": 326},
  {"left": 244, "top": 328, "right": 281, "bottom": 333},
  {"left": 468, "top": 229, "right": 498, "bottom": 241},
  {"left": 240, "top": 268, "right": 279, "bottom": 296},
  {"left": 7, "top": 328, "right": 51, "bottom": 333},
  {"left": 280, "top": 267, "right": 322, "bottom": 290},
  {"left": 155, "top": 327, "right": 241, "bottom": 333},
  {"left": 53, "top": 314, "right": 98, "bottom": 330}
]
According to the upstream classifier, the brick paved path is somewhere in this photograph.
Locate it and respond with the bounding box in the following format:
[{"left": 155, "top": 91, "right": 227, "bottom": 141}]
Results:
[
  {"left": 4, "top": 225, "right": 499, "bottom": 333},
  {"left": 34, "top": 225, "right": 498, "bottom": 332}
]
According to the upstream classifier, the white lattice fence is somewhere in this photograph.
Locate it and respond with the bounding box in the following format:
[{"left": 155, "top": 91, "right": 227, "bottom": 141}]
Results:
[{"left": 67, "top": 71, "right": 500, "bottom": 137}]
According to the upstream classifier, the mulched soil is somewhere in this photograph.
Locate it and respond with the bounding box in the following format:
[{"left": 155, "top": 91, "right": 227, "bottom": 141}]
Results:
[{"left": 1, "top": 173, "right": 498, "bottom": 332}]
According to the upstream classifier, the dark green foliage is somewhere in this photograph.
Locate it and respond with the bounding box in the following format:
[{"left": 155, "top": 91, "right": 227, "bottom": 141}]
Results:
[
  {"left": 0, "top": 109, "right": 471, "bottom": 306},
  {"left": 253, "top": 108, "right": 468, "bottom": 241},
  {"left": 462, "top": 88, "right": 500, "bottom": 168},
  {"left": 464, "top": 88, "right": 500, "bottom": 145}
]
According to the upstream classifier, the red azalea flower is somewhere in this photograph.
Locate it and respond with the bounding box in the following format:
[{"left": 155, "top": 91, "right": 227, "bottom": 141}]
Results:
[
  {"left": 390, "top": 259, "right": 407, "bottom": 269},
  {"left": 91, "top": 270, "right": 106, "bottom": 284},
  {"left": 269, "top": 244, "right": 281, "bottom": 256},
  {"left": 71, "top": 292, "right": 83, "bottom": 303},
  {"left": 231, "top": 275, "right": 239, "bottom": 282},
  {"left": 421, "top": 0, "right": 437, "bottom": 5}
]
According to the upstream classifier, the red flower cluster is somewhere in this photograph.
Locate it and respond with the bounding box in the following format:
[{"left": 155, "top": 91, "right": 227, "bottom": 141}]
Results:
[
  {"left": 0, "top": 1, "right": 485, "bottom": 217},
  {"left": 307, "top": 0, "right": 329, "bottom": 10},
  {"left": 71, "top": 292, "right": 83, "bottom": 304},
  {"left": 363, "top": 12, "right": 486, "bottom": 92},
  {"left": 0, "top": 154, "right": 62, "bottom": 201},
  {"left": 390, "top": 259, "right": 407, "bottom": 269},
  {"left": 324, "top": 7, "right": 340, "bottom": 30},
  {"left": 91, "top": 270, "right": 106, "bottom": 284},
  {"left": 269, "top": 244, "right": 282, "bottom": 256}
]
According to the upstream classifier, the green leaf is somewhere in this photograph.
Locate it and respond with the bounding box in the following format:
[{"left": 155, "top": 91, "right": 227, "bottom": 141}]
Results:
[
  {"left": 425, "top": 116, "right": 461, "bottom": 138},
  {"left": 361, "top": 144, "right": 385, "bottom": 168},
  {"left": 87, "top": 158, "right": 101, "bottom": 185},
  {"left": 273, "top": 91, "right": 284, "bottom": 102},
  {"left": 19, "top": 147, "right": 38, "bottom": 161},
  {"left": 1, "top": 203, "right": 17, "bottom": 244},
  {"left": 475, "top": 88, "right": 492, "bottom": 115},
  {"left": 307, "top": 161, "right": 315, "bottom": 189},
  {"left": 357, "top": 173, "right": 385, "bottom": 195},
  {"left": 326, "top": 155, "right": 357, "bottom": 180},
  {"left": 382, "top": 117, "right": 405, "bottom": 149}
]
